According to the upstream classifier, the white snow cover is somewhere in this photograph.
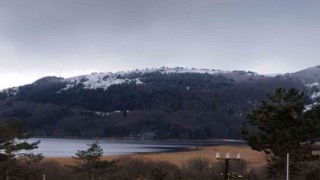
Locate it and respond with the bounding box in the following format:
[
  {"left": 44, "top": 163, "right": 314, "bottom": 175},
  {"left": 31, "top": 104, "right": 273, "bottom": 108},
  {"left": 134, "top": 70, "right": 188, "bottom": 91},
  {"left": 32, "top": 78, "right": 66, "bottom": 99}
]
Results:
[
  {"left": 64, "top": 72, "right": 143, "bottom": 90},
  {"left": 62, "top": 67, "right": 228, "bottom": 90},
  {"left": 263, "top": 73, "right": 282, "bottom": 77},
  {"left": 305, "top": 102, "right": 319, "bottom": 112},
  {"left": 306, "top": 82, "right": 320, "bottom": 87},
  {"left": 311, "top": 91, "right": 320, "bottom": 99},
  {"left": 305, "top": 82, "right": 320, "bottom": 100}
]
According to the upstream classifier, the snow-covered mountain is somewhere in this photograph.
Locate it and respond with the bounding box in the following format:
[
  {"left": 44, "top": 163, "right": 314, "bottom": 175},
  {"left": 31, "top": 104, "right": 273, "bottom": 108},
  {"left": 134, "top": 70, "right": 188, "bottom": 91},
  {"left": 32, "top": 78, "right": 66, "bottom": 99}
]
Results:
[
  {"left": 1, "top": 67, "right": 257, "bottom": 93},
  {"left": 63, "top": 67, "right": 259, "bottom": 90},
  {"left": 70, "top": 65, "right": 320, "bottom": 106},
  {"left": 0, "top": 66, "right": 319, "bottom": 139},
  {"left": 1, "top": 66, "right": 320, "bottom": 101},
  {"left": 0, "top": 66, "right": 320, "bottom": 99}
]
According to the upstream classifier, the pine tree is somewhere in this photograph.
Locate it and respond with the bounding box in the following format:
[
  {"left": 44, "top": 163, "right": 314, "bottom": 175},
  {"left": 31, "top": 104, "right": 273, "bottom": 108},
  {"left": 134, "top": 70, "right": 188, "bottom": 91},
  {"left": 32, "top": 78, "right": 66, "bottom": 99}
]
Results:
[
  {"left": 241, "top": 88, "right": 320, "bottom": 178},
  {"left": 67, "top": 141, "right": 120, "bottom": 180},
  {"left": 0, "top": 118, "right": 43, "bottom": 180}
]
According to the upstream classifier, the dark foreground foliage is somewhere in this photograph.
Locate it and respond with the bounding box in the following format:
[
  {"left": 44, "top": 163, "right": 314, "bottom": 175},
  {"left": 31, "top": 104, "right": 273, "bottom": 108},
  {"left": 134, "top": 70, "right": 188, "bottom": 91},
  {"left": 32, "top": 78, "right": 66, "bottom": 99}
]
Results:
[
  {"left": 16, "top": 156, "right": 320, "bottom": 180},
  {"left": 0, "top": 119, "right": 43, "bottom": 180},
  {"left": 67, "top": 141, "right": 120, "bottom": 179},
  {"left": 27, "top": 157, "right": 263, "bottom": 180},
  {"left": 241, "top": 88, "right": 320, "bottom": 179}
]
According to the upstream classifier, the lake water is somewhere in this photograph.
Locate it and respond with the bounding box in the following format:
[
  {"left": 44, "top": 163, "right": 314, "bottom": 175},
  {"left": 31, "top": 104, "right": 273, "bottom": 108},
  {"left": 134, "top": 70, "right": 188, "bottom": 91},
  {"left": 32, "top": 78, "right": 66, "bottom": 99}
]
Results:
[{"left": 29, "top": 138, "right": 244, "bottom": 157}]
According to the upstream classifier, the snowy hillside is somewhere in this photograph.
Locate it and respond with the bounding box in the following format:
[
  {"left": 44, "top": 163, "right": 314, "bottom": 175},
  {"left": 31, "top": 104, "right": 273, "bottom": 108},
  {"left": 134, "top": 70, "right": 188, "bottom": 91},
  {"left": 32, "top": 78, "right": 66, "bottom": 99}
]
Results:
[
  {"left": 0, "top": 67, "right": 227, "bottom": 93},
  {"left": 1, "top": 66, "right": 319, "bottom": 101},
  {"left": 61, "top": 67, "right": 263, "bottom": 91},
  {"left": 0, "top": 66, "right": 319, "bottom": 139},
  {"left": 306, "top": 82, "right": 320, "bottom": 100},
  {"left": 63, "top": 72, "right": 143, "bottom": 90},
  {"left": 63, "top": 67, "right": 227, "bottom": 90}
]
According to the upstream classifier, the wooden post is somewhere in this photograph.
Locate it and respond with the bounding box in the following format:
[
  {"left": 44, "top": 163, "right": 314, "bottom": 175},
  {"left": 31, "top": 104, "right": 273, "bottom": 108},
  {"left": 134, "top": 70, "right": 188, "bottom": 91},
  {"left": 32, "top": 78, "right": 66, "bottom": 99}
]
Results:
[{"left": 224, "top": 159, "right": 229, "bottom": 180}]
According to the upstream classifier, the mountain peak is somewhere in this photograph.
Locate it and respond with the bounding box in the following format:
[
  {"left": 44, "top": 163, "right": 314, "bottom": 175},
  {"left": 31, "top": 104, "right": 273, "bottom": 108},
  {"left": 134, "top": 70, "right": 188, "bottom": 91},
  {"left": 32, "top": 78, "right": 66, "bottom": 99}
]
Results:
[{"left": 33, "top": 76, "right": 64, "bottom": 85}]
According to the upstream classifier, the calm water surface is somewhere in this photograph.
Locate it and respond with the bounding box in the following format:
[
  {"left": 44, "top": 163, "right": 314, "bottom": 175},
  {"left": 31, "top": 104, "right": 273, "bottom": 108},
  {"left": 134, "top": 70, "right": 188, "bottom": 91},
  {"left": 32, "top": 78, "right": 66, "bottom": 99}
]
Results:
[{"left": 29, "top": 138, "right": 243, "bottom": 157}]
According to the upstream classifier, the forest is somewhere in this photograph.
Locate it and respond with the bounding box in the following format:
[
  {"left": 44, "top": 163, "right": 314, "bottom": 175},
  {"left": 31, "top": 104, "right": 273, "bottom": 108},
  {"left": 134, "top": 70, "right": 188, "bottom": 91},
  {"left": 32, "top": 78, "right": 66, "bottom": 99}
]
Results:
[{"left": 0, "top": 70, "right": 313, "bottom": 139}]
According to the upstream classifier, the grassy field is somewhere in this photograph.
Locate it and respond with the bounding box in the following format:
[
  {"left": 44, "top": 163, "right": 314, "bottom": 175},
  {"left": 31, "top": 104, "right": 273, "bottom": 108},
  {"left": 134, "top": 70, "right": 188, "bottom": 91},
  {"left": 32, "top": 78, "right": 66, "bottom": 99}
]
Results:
[{"left": 44, "top": 144, "right": 267, "bottom": 168}]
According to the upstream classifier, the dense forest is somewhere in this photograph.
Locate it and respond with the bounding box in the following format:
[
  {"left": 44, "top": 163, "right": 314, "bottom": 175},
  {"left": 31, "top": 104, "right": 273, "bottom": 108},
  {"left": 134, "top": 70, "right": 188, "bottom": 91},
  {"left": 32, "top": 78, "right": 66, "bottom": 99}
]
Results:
[{"left": 0, "top": 67, "right": 319, "bottom": 139}]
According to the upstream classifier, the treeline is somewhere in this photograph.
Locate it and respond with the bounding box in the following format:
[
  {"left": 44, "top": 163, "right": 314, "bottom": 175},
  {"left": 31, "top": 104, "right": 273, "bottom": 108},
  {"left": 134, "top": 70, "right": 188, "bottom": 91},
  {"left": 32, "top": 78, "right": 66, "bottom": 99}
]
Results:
[{"left": 0, "top": 101, "right": 243, "bottom": 139}]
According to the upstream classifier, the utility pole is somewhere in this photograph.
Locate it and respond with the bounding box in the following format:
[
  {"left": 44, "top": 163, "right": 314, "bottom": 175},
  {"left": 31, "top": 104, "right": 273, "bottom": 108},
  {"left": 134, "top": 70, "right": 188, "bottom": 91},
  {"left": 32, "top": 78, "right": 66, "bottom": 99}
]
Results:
[{"left": 216, "top": 152, "right": 241, "bottom": 180}]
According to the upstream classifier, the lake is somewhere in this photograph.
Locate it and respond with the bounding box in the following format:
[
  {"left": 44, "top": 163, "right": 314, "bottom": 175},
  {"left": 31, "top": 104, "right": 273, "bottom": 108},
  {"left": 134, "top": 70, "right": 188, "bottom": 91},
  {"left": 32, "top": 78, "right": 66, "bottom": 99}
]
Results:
[{"left": 29, "top": 138, "right": 244, "bottom": 157}]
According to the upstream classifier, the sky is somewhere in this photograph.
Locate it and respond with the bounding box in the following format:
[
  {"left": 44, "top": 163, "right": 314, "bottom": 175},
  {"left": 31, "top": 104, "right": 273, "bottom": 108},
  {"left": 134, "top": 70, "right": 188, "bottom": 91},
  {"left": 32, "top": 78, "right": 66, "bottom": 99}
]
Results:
[{"left": 1, "top": 0, "right": 320, "bottom": 90}]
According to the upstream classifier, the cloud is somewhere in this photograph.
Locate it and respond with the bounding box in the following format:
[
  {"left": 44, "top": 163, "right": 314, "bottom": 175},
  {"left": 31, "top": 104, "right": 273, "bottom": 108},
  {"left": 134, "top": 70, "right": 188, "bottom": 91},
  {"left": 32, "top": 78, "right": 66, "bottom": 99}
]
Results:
[{"left": 0, "top": 0, "right": 320, "bottom": 89}]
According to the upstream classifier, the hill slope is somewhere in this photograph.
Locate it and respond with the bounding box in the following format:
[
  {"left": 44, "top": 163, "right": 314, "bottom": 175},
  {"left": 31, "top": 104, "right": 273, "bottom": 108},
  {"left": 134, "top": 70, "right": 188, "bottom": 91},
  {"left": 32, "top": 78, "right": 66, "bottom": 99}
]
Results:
[{"left": 0, "top": 67, "right": 318, "bottom": 139}]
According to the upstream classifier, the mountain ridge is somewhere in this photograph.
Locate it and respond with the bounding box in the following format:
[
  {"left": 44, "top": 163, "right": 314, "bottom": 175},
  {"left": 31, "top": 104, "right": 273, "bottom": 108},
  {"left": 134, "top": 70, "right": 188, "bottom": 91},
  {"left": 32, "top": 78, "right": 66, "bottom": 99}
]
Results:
[
  {"left": 3, "top": 66, "right": 320, "bottom": 92},
  {"left": 0, "top": 66, "right": 319, "bottom": 139},
  {"left": 1, "top": 67, "right": 260, "bottom": 93}
]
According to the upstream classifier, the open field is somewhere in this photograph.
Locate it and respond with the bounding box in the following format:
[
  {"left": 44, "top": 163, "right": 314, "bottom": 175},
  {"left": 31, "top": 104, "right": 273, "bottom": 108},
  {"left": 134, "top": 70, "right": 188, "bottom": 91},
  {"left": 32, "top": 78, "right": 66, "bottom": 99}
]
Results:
[{"left": 44, "top": 145, "right": 267, "bottom": 168}]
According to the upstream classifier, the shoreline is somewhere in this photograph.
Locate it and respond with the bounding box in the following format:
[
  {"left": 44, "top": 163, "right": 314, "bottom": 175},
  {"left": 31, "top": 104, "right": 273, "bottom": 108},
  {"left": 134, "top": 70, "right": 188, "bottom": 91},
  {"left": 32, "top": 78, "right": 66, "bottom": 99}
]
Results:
[
  {"left": 43, "top": 144, "right": 267, "bottom": 167},
  {"left": 32, "top": 137, "right": 247, "bottom": 158},
  {"left": 33, "top": 136, "right": 245, "bottom": 143}
]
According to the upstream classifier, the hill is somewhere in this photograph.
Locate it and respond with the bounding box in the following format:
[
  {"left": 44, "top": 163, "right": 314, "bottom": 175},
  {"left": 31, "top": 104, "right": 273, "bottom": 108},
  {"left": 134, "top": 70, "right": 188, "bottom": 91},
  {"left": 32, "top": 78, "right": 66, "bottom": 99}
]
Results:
[{"left": 0, "top": 66, "right": 319, "bottom": 139}]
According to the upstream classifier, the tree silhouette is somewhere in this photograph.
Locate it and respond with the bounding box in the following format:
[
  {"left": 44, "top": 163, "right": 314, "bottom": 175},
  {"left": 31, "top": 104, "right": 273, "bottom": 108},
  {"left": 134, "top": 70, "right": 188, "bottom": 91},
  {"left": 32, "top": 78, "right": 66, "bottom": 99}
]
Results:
[
  {"left": 241, "top": 88, "right": 320, "bottom": 178},
  {"left": 0, "top": 118, "right": 43, "bottom": 180},
  {"left": 67, "top": 141, "right": 119, "bottom": 180}
]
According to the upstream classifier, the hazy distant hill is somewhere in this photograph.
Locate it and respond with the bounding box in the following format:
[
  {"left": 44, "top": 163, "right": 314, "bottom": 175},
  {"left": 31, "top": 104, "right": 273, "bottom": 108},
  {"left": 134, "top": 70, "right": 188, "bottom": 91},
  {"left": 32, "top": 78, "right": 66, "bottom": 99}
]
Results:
[{"left": 0, "top": 66, "right": 319, "bottom": 139}]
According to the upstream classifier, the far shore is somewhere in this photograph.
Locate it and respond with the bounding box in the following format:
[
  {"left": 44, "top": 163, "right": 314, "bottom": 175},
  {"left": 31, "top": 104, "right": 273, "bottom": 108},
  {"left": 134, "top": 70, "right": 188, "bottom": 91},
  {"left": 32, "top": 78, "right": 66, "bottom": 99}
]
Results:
[
  {"left": 41, "top": 140, "right": 320, "bottom": 168},
  {"left": 43, "top": 145, "right": 267, "bottom": 168},
  {"left": 33, "top": 136, "right": 245, "bottom": 142}
]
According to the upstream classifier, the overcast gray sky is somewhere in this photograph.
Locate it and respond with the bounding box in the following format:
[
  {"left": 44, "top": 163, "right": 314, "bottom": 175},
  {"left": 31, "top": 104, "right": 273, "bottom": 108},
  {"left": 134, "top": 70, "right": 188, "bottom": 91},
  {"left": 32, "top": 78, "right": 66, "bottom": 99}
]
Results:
[{"left": 1, "top": 0, "right": 320, "bottom": 89}]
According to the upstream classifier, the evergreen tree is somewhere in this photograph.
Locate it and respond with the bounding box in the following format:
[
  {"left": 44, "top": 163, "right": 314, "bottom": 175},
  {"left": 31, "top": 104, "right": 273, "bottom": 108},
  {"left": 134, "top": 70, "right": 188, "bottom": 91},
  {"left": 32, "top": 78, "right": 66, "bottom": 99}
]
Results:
[
  {"left": 0, "top": 118, "right": 43, "bottom": 180},
  {"left": 68, "top": 141, "right": 120, "bottom": 180},
  {"left": 241, "top": 88, "right": 320, "bottom": 179}
]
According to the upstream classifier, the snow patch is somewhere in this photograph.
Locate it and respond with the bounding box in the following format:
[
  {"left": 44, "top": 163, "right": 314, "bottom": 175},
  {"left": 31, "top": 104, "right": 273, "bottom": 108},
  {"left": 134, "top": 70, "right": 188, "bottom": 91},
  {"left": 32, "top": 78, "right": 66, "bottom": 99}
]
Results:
[
  {"left": 306, "top": 82, "right": 319, "bottom": 88},
  {"left": 263, "top": 73, "right": 282, "bottom": 77},
  {"left": 127, "top": 67, "right": 229, "bottom": 75},
  {"left": 311, "top": 91, "right": 320, "bottom": 99},
  {"left": 60, "top": 67, "right": 231, "bottom": 91},
  {"left": 305, "top": 102, "right": 319, "bottom": 112},
  {"left": 62, "top": 72, "right": 142, "bottom": 91},
  {"left": 82, "top": 110, "right": 129, "bottom": 117}
]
